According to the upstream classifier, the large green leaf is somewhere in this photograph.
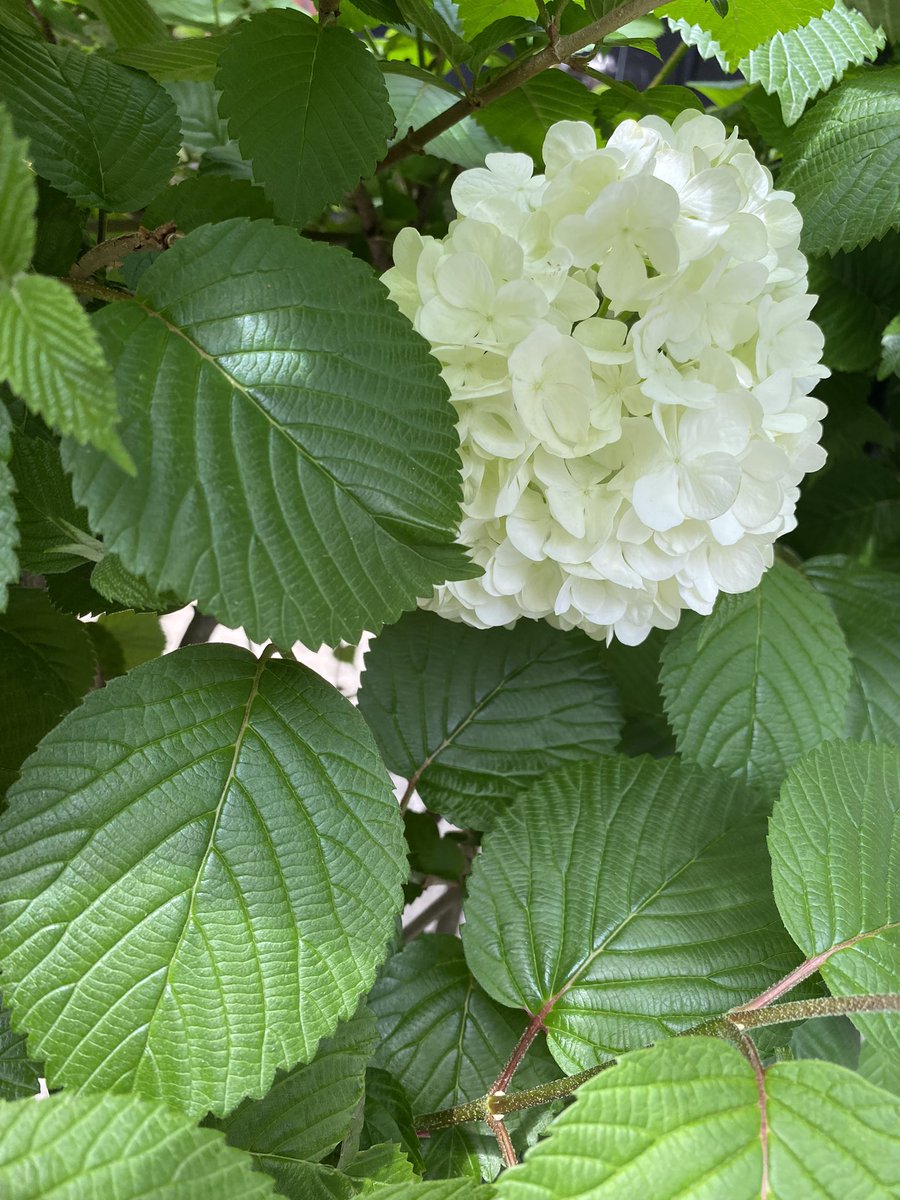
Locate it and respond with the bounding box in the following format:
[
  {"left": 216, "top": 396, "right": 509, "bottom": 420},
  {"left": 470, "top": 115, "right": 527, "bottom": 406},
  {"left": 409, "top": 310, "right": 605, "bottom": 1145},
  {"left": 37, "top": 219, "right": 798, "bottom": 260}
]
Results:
[
  {"left": 779, "top": 66, "right": 900, "bottom": 255},
  {"left": 32, "top": 177, "right": 85, "bottom": 277},
  {"left": 742, "top": 1, "right": 885, "bottom": 124},
  {"left": 461, "top": 755, "right": 798, "bottom": 1073},
  {"left": 369, "top": 935, "right": 560, "bottom": 1181},
  {"left": 599, "top": 628, "right": 674, "bottom": 757},
  {"left": 0, "top": 29, "right": 181, "bottom": 212},
  {"left": 790, "top": 460, "right": 900, "bottom": 566},
  {"left": 662, "top": 0, "right": 832, "bottom": 69},
  {"left": 217, "top": 10, "right": 393, "bottom": 229},
  {"left": 112, "top": 35, "right": 230, "bottom": 82},
  {"left": 457, "top": 0, "right": 534, "bottom": 39},
  {"left": 0, "top": 1092, "right": 274, "bottom": 1199},
  {"left": 790, "top": 1015, "right": 861, "bottom": 1069},
  {"left": 659, "top": 562, "right": 852, "bottom": 793},
  {"left": 849, "top": 0, "right": 899, "bottom": 39},
  {"left": 0, "top": 586, "right": 96, "bottom": 795},
  {"left": 770, "top": 741, "right": 900, "bottom": 1062},
  {"left": 0, "top": 645, "right": 406, "bottom": 1117},
  {"left": 0, "top": 101, "right": 33, "bottom": 280},
  {"left": 475, "top": 71, "right": 599, "bottom": 165},
  {"left": 208, "top": 1003, "right": 378, "bottom": 1173},
  {"left": 496, "top": 1038, "right": 900, "bottom": 1200},
  {"left": 143, "top": 174, "right": 273, "bottom": 231},
  {"left": 807, "top": 255, "right": 884, "bottom": 372},
  {"left": 0, "top": 274, "right": 132, "bottom": 471},
  {"left": 88, "top": 0, "right": 169, "bottom": 46},
  {"left": 804, "top": 555, "right": 900, "bottom": 741},
  {"left": 0, "top": 996, "right": 40, "bottom": 1101},
  {"left": 10, "top": 431, "right": 95, "bottom": 575},
  {"left": 0, "top": 403, "right": 16, "bottom": 611},
  {"left": 358, "top": 611, "right": 621, "bottom": 831},
  {"left": 383, "top": 67, "right": 509, "bottom": 169},
  {"left": 63, "top": 219, "right": 473, "bottom": 649},
  {"left": 397, "top": 1, "right": 470, "bottom": 62},
  {"left": 363, "top": 1068, "right": 426, "bottom": 1176}
]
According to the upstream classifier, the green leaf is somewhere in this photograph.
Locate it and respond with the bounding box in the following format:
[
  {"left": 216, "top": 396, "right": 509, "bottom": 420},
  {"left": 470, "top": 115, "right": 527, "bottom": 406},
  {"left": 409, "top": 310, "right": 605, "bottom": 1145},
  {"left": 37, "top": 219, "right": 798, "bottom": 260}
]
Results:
[
  {"left": 0, "top": 0, "right": 39, "bottom": 38},
  {"left": 594, "top": 82, "right": 703, "bottom": 135},
  {"left": 849, "top": 0, "right": 899, "bottom": 40},
  {"left": 63, "top": 219, "right": 473, "bottom": 649},
  {"left": 599, "top": 629, "right": 674, "bottom": 757},
  {"left": 0, "top": 645, "right": 407, "bottom": 1117},
  {"left": 880, "top": 312, "right": 900, "bottom": 380},
  {"left": 383, "top": 67, "right": 510, "bottom": 169},
  {"left": 741, "top": 1, "right": 885, "bottom": 125},
  {"left": 217, "top": 10, "right": 393, "bottom": 229},
  {"left": 804, "top": 555, "right": 900, "bottom": 742},
  {"left": 90, "top": 553, "right": 179, "bottom": 612},
  {"left": 859, "top": 1042, "right": 900, "bottom": 1096},
  {"left": 112, "top": 34, "right": 230, "bottom": 82},
  {"left": 0, "top": 29, "right": 181, "bottom": 212},
  {"left": 32, "top": 178, "right": 85, "bottom": 277},
  {"left": 0, "top": 995, "right": 40, "bottom": 1100},
  {"left": 0, "top": 101, "right": 34, "bottom": 280},
  {"left": 462, "top": 755, "right": 798, "bottom": 1073},
  {"left": 0, "top": 1092, "right": 275, "bottom": 1199},
  {"left": 0, "top": 586, "right": 96, "bottom": 796},
  {"left": 404, "top": 812, "right": 466, "bottom": 882},
  {"left": 779, "top": 66, "right": 900, "bottom": 256},
  {"left": 791, "top": 1015, "right": 861, "bottom": 1068},
  {"left": 458, "top": 0, "right": 534, "bottom": 39},
  {"left": 790, "top": 459, "right": 900, "bottom": 566},
  {"left": 495, "top": 1037, "right": 900, "bottom": 1200},
  {"left": 662, "top": 0, "right": 832, "bottom": 69},
  {"left": 345, "top": 1143, "right": 419, "bottom": 1190},
  {"left": 475, "top": 71, "right": 599, "bottom": 165},
  {"left": 362, "top": 1068, "right": 426, "bottom": 1176},
  {"left": 398, "top": 1, "right": 470, "bottom": 62},
  {"left": 10, "top": 431, "right": 95, "bottom": 575},
  {"left": 143, "top": 175, "right": 274, "bottom": 232},
  {"left": 369, "top": 1184, "right": 489, "bottom": 1200},
  {"left": 807, "top": 254, "right": 884, "bottom": 373},
  {"left": 370, "top": 935, "right": 560, "bottom": 1181},
  {"left": 0, "top": 274, "right": 132, "bottom": 471},
  {"left": 659, "top": 562, "right": 852, "bottom": 793},
  {"left": 0, "top": 403, "right": 16, "bottom": 611},
  {"left": 770, "top": 741, "right": 900, "bottom": 1062},
  {"left": 88, "top": 0, "right": 169, "bottom": 46},
  {"left": 358, "top": 611, "right": 621, "bottom": 831},
  {"left": 165, "top": 79, "right": 231, "bottom": 155},
  {"left": 207, "top": 1003, "right": 377, "bottom": 1174},
  {"left": 93, "top": 610, "right": 165, "bottom": 673}
]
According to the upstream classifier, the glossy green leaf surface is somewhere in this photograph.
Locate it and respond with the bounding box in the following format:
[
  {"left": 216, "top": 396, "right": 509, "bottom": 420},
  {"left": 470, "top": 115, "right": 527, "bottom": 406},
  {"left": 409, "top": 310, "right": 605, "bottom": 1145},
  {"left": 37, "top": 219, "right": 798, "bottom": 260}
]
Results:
[
  {"left": 63, "top": 219, "right": 473, "bottom": 648},
  {"left": 496, "top": 1038, "right": 900, "bottom": 1200},
  {"left": 0, "top": 29, "right": 181, "bottom": 211},
  {"left": 369, "top": 935, "right": 559, "bottom": 1180},
  {"left": 462, "top": 755, "right": 798, "bottom": 1072},
  {"left": 662, "top": 0, "right": 832, "bottom": 68},
  {"left": 217, "top": 10, "right": 393, "bottom": 228},
  {"left": 384, "top": 68, "right": 509, "bottom": 169},
  {"left": 0, "top": 1092, "right": 274, "bottom": 1199},
  {"left": 780, "top": 66, "right": 900, "bottom": 255},
  {"left": 0, "top": 645, "right": 406, "bottom": 1117},
  {"left": 660, "top": 562, "right": 852, "bottom": 793},
  {"left": 770, "top": 740, "right": 900, "bottom": 1061},
  {"left": 358, "top": 611, "right": 621, "bottom": 830}
]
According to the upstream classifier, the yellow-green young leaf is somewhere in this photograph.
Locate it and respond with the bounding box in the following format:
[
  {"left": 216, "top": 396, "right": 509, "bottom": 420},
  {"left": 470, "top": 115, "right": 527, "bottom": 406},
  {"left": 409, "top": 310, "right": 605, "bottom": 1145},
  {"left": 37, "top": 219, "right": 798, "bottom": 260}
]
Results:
[
  {"left": 458, "top": 0, "right": 534, "bottom": 40},
  {"left": 0, "top": 29, "right": 181, "bottom": 212},
  {"left": 217, "top": 10, "right": 393, "bottom": 229},
  {"left": 0, "top": 1092, "right": 275, "bottom": 1200},
  {"left": 0, "top": 275, "right": 132, "bottom": 471},
  {"left": 0, "top": 645, "right": 407, "bottom": 1117},
  {"left": 779, "top": 66, "right": 900, "bottom": 255},
  {"left": 770, "top": 741, "right": 900, "bottom": 1064},
  {"left": 0, "top": 995, "right": 40, "bottom": 1100},
  {"left": 0, "top": 586, "right": 96, "bottom": 796},
  {"left": 62, "top": 219, "right": 473, "bottom": 649},
  {"left": 0, "top": 404, "right": 17, "bottom": 610},
  {"left": 742, "top": 1, "right": 885, "bottom": 124},
  {"left": 112, "top": 34, "right": 231, "bottom": 82},
  {"left": 0, "top": 102, "right": 33, "bottom": 280},
  {"left": 357, "top": 611, "right": 622, "bottom": 831},
  {"left": 383, "top": 67, "right": 510, "bottom": 169},
  {"left": 661, "top": 0, "right": 832, "bottom": 69},
  {"left": 461, "top": 756, "right": 798, "bottom": 1074},
  {"left": 88, "top": 0, "right": 169, "bottom": 46},
  {"left": 369, "top": 936, "right": 560, "bottom": 1181},
  {"left": 804, "top": 555, "right": 900, "bottom": 741},
  {"left": 496, "top": 1038, "right": 900, "bottom": 1200},
  {"left": 207, "top": 1004, "right": 378, "bottom": 1173},
  {"left": 659, "top": 562, "right": 852, "bottom": 793}
]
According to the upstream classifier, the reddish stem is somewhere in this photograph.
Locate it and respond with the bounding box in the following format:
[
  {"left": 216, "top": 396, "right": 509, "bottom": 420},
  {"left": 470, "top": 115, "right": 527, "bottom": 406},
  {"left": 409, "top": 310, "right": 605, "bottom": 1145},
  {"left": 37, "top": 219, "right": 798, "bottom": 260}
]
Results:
[{"left": 741, "top": 1035, "right": 769, "bottom": 1199}]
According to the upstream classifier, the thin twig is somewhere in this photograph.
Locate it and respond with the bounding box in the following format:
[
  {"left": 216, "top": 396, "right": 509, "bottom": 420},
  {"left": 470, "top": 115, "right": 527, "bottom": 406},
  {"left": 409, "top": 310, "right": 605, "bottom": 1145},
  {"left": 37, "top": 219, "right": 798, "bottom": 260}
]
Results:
[
  {"left": 379, "top": 0, "right": 661, "bottom": 170},
  {"left": 648, "top": 40, "right": 688, "bottom": 88},
  {"left": 69, "top": 223, "right": 178, "bottom": 281},
  {"left": 347, "top": 184, "right": 391, "bottom": 272},
  {"left": 403, "top": 886, "right": 460, "bottom": 941},
  {"left": 64, "top": 278, "right": 131, "bottom": 303},
  {"left": 26, "top": 0, "right": 54, "bottom": 41},
  {"left": 485, "top": 1113, "right": 518, "bottom": 1169},
  {"left": 742, "top": 1035, "right": 769, "bottom": 1199}
]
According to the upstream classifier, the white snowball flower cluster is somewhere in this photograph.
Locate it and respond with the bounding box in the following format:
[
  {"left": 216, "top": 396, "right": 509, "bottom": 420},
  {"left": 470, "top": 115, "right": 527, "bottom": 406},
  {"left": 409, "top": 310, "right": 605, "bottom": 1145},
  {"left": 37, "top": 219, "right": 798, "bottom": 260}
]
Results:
[{"left": 383, "top": 111, "right": 828, "bottom": 645}]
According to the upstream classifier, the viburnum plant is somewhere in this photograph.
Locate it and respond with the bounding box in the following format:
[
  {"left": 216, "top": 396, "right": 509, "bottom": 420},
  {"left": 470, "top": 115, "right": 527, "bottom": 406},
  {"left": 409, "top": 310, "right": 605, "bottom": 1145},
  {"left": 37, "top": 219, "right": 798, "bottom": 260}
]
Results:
[{"left": 0, "top": 0, "right": 899, "bottom": 1196}]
